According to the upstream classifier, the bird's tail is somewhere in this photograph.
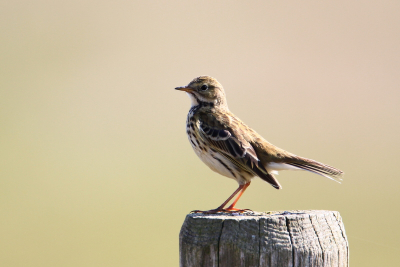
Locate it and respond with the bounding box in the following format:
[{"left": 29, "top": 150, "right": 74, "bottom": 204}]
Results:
[{"left": 287, "top": 156, "right": 344, "bottom": 183}]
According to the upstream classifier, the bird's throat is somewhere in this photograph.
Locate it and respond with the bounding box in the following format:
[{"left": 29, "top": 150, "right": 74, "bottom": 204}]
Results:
[{"left": 186, "top": 92, "right": 199, "bottom": 108}]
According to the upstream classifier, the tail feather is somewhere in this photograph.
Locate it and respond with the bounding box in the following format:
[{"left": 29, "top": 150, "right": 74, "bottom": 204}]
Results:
[{"left": 287, "top": 157, "right": 343, "bottom": 183}]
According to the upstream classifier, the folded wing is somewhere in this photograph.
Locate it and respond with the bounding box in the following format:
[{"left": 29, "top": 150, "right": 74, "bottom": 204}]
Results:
[{"left": 198, "top": 118, "right": 282, "bottom": 189}]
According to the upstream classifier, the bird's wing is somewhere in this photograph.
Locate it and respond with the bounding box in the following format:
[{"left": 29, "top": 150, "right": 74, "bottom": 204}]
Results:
[{"left": 197, "top": 112, "right": 282, "bottom": 189}]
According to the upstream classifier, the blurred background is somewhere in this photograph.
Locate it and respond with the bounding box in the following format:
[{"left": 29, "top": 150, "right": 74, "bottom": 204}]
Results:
[{"left": 1, "top": 1, "right": 399, "bottom": 266}]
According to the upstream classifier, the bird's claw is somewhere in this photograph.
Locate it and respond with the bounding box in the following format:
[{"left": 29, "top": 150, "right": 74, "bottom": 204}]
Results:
[{"left": 190, "top": 208, "right": 252, "bottom": 214}]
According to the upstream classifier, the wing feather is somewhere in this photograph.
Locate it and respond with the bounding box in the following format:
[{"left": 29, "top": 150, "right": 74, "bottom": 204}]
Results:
[{"left": 198, "top": 119, "right": 282, "bottom": 189}]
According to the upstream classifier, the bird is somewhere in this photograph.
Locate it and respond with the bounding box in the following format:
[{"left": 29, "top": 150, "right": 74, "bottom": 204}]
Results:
[{"left": 175, "top": 76, "right": 343, "bottom": 213}]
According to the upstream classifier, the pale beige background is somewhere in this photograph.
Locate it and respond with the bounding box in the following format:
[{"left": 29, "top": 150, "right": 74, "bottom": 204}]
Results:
[{"left": 1, "top": 1, "right": 399, "bottom": 266}]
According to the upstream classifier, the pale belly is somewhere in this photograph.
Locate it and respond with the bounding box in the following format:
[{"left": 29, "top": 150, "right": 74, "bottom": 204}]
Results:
[
  {"left": 189, "top": 136, "right": 252, "bottom": 185},
  {"left": 194, "top": 147, "right": 235, "bottom": 178},
  {"left": 185, "top": 109, "right": 252, "bottom": 184}
]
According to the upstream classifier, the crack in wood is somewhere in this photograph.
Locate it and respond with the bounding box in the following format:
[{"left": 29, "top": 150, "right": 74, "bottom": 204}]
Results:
[
  {"left": 285, "top": 216, "right": 295, "bottom": 267},
  {"left": 309, "top": 214, "right": 324, "bottom": 265},
  {"left": 217, "top": 220, "right": 225, "bottom": 267}
]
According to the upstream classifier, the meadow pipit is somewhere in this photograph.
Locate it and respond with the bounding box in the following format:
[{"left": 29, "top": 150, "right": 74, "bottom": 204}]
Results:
[{"left": 175, "top": 76, "right": 343, "bottom": 213}]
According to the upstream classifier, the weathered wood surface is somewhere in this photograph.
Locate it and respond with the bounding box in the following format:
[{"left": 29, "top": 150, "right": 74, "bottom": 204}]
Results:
[{"left": 179, "top": 210, "right": 348, "bottom": 267}]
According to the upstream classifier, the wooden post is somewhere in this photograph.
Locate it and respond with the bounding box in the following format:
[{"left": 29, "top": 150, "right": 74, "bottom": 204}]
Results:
[{"left": 179, "top": 210, "right": 348, "bottom": 267}]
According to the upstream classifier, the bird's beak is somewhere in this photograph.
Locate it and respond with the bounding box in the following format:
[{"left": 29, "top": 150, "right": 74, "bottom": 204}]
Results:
[{"left": 175, "top": 86, "right": 194, "bottom": 93}]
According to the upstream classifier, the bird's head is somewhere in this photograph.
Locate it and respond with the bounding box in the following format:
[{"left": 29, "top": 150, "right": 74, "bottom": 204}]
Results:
[{"left": 175, "top": 76, "right": 227, "bottom": 108}]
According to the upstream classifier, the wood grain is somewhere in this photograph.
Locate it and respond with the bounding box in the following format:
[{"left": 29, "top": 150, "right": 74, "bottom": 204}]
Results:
[{"left": 179, "top": 210, "right": 348, "bottom": 267}]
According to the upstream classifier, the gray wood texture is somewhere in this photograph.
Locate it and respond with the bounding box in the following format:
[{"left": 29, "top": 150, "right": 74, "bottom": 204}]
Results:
[{"left": 179, "top": 210, "right": 348, "bottom": 267}]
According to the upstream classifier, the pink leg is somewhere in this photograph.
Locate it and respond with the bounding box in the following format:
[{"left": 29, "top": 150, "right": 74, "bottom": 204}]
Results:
[
  {"left": 215, "top": 184, "right": 245, "bottom": 210},
  {"left": 226, "top": 182, "right": 251, "bottom": 211},
  {"left": 192, "top": 182, "right": 252, "bottom": 214}
]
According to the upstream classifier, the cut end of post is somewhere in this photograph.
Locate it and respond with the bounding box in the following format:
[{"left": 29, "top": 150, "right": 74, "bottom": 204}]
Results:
[{"left": 180, "top": 210, "right": 349, "bottom": 267}]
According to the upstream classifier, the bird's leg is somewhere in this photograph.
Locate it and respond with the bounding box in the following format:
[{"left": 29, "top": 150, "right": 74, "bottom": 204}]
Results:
[
  {"left": 191, "top": 184, "right": 245, "bottom": 214},
  {"left": 225, "top": 182, "right": 251, "bottom": 211},
  {"left": 215, "top": 184, "right": 246, "bottom": 210}
]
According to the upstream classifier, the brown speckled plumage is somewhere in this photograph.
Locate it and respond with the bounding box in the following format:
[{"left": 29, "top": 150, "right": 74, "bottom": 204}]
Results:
[{"left": 175, "top": 76, "right": 343, "bottom": 213}]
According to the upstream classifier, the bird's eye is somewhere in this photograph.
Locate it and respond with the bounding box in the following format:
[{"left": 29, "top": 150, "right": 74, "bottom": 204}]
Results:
[{"left": 200, "top": 84, "right": 208, "bottom": 91}]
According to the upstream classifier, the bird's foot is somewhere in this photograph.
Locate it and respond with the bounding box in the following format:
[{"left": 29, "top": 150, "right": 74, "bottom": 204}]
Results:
[
  {"left": 190, "top": 208, "right": 252, "bottom": 214},
  {"left": 190, "top": 208, "right": 222, "bottom": 214},
  {"left": 223, "top": 208, "right": 252, "bottom": 214}
]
